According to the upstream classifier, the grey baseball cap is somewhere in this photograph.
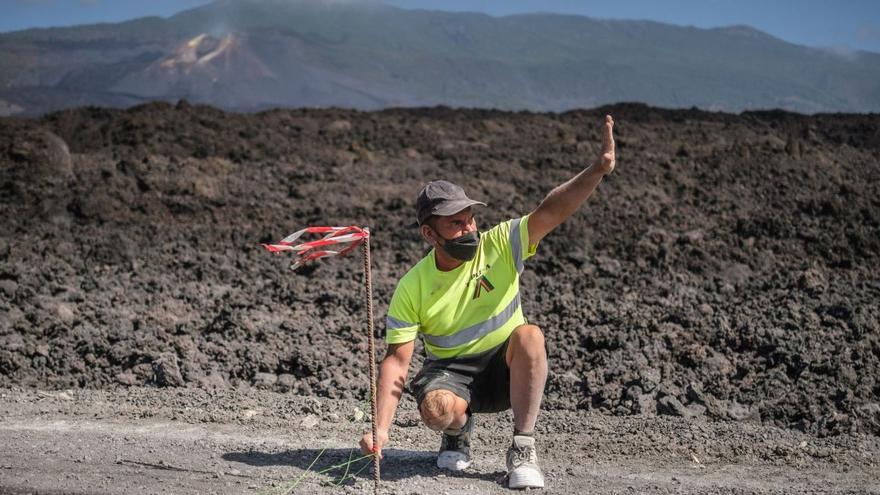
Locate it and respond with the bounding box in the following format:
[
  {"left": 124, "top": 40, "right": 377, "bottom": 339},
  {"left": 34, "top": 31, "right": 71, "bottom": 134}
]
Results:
[{"left": 416, "top": 180, "right": 486, "bottom": 225}]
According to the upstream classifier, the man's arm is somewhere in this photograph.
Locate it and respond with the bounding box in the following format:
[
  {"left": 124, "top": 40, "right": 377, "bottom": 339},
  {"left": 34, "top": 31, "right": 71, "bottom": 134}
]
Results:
[
  {"left": 527, "top": 115, "right": 616, "bottom": 245},
  {"left": 359, "top": 339, "right": 415, "bottom": 457}
]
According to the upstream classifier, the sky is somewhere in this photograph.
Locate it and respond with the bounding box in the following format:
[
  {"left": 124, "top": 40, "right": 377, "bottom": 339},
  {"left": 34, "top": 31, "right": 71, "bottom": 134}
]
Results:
[{"left": 3, "top": 0, "right": 880, "bottom": 53}]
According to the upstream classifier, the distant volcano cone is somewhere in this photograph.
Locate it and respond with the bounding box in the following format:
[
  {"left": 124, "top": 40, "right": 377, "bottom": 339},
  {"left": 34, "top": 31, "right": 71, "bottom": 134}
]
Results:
[{"left": 112, "top": 32, "right": 280, "bottom": 108}]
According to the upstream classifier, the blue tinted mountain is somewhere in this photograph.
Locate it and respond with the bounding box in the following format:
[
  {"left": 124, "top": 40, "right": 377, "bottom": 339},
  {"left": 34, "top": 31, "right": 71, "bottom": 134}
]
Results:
[{"left": 1, "top": 0, "right": 878, "bottom": 115}]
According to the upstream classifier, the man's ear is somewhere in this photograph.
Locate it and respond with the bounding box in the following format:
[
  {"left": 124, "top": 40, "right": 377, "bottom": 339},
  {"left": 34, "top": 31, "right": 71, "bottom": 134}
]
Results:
[{"left": 420, "top": 224, "right": 436, "bottom": 246}]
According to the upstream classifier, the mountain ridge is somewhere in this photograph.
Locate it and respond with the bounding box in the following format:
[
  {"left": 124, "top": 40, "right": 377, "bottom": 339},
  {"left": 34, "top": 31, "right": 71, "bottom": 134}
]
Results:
[{"left": 1, "top": 0, "right": 878, "bottom": 115}]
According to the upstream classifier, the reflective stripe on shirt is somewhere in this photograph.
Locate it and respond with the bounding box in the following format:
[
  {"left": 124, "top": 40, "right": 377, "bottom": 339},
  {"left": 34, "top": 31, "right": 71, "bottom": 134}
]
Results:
[
  {"left": 386, "top": 315, "right": 417, "bottom": 330},
  {"left": 510, "top": 217, "right": 524, "bottom": 274},
  {"left": 422, "top": 292, "right": 521, "bottom": 349}
]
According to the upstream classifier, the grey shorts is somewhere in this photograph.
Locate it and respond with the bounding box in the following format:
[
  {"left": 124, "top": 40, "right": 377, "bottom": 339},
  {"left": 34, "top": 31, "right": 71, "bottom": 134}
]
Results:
[{"left": 409, "top": 339, "right": 511, "bottom": 414}]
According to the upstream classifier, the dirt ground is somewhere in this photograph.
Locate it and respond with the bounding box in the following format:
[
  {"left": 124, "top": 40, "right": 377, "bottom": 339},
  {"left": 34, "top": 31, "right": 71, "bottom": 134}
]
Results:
[
  {"left": 0, "top": 102, "right": 879, "bottom": 492},
  {"left": 1, "top": 387, "right": 878, "bottom": 494}
]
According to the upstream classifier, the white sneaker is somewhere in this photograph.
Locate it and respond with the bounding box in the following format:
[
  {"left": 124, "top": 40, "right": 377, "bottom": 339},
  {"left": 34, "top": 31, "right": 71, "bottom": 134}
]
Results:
[
  {"left": 506, "top": 435, "right": 545, "bottom": 489},
  {"left": 436, "top": 413, "right": 474, "bottom": 471}
]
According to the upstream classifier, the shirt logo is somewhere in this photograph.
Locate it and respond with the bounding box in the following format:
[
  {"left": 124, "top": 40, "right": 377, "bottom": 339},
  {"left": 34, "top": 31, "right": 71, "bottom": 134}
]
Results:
[{"left": 473, "top": 274, "right": 495, "bottom": 299}]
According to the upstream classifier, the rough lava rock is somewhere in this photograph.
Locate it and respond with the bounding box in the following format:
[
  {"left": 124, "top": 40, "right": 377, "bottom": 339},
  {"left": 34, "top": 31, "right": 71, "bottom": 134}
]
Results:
[
  {"left": 1, "top": 128, "right": 72, "bottom": 179},
  {"left": 0, "top": 102, "right": 878, "bottom": 438}
]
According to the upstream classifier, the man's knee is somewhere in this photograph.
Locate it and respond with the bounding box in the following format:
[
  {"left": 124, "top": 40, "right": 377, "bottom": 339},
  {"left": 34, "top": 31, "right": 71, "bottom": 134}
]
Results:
[
  {"left": 419, "top": 389, "right": 458, "bottom": 431},
  {"left": 509, "top": 324, "right": 546, "bottom": 362}
]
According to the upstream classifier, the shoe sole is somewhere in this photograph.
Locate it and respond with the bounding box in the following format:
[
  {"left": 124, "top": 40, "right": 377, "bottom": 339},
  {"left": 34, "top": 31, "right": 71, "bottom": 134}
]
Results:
[
  {"left": 437, "top": 451, "right": 472, "bottom": 471},
  {"left": 508, "top": 469, "right": 545, "bottom": 489}
]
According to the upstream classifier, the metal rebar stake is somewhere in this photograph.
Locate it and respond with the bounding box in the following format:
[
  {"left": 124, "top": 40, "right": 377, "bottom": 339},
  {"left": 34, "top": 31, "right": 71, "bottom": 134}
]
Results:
[{"left": 361, "top": 232, "right": 380, "bottom": 495}]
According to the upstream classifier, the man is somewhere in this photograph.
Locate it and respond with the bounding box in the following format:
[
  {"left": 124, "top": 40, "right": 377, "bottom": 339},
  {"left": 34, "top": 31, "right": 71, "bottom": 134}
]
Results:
[{"left": 360, "top": 115, "right": 616, "bottom": 489}]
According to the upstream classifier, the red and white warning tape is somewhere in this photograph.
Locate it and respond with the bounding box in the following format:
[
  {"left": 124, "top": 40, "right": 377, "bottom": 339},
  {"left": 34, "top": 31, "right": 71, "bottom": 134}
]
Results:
[{"left": 262, "top": 226, "right": 370, "bottom": 270}]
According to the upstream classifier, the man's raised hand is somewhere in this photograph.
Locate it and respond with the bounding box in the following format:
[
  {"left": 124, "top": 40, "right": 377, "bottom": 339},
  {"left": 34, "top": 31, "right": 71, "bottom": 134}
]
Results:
[{"left": 595, "top": 114, "right": 616, "bottom": 175}]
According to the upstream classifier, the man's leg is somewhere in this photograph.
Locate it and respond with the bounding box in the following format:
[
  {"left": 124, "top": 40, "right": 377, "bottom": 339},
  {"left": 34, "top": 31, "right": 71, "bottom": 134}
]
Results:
[
  {"left": 419, "top": 388, "right": 473, "bottom": 471},
  {"left": 505, "top": 324, "right": 547, "bottom": 434},
  {"left": 505, "top": 324, "right": 548, "bottom": 488}
]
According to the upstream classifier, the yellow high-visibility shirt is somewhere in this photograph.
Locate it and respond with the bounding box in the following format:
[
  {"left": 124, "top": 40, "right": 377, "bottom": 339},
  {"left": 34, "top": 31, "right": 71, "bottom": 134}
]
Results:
[{"left": 385, "top": 215, "right": 538, "bottom": 359}]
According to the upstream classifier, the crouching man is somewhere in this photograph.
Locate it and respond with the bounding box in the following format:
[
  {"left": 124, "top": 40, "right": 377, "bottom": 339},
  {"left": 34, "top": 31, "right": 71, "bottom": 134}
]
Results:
[{"left": 361, "top": 115, "right": 616, "bottom": 489}]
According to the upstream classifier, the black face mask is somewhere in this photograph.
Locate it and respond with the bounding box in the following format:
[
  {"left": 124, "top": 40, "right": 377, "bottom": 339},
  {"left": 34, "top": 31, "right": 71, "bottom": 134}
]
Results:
[{"left": 436, "top": 230, "right": 480, "bottom": 261}]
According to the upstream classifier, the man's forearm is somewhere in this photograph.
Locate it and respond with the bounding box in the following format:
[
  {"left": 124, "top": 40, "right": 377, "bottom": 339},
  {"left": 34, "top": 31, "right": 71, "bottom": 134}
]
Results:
[
  {"left": 534, "top": 161, "right": 606, "bottom": 230},
  {"left": 528, "top": 115, "right": 615, "bottom": 244},
  {"left": 375, "top": 356, "right": 408, "bottom": 434}
]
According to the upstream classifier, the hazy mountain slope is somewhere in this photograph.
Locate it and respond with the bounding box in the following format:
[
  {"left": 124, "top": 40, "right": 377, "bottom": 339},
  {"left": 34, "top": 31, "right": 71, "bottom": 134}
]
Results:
[{"left": 0, "top": 0, "right": 878, "bottom": 115}]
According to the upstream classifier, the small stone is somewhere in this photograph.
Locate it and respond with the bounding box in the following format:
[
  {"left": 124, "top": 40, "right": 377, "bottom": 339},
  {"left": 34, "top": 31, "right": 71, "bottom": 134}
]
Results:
[
  {"left": 324, "top": 120, "right": 352, "bottom": 132},
  {"left": 813, "top": 447, "right": 832, "bottom": 458},
  {"left": 252, "top": 372, "right": 278, "bottom": 389},
  {"left": 798, "top": 268, "right": 826, "bottom": 293},
  {"left": 55, "top": 304, "right": 75, "bottom": 324},
  {"left": 636, "top": 393, "right": 657, "bottom": 416},
  {"left": 115, "top": 372, "right": 137, "bottom": 386},
  {"left": 352, "top": 407, "right": 365, "bottom": 422},
  {"left": 56, "top": 392, "right": 73, "bottom": 401},
  {"left": 241, "top": 409, "right": 260, "bottom": 420},
  {"left": 703, "top": 353, "right": 734, "bottom": 377},
  {"left": 0, "top": 280, "right": 17, "bottom": 297},
  {"left": 596, "top": 255, "right": 622, "bottom": 276},
  {"left": 152, "top": 353, "right": 185, "bottom": 387},
  {"left": 300, "top": 414, "right": 319, "bottom": 428},
  {"left": 639, "top": 368, "right": 662, "bottom": 390},
  {"left": 686, "top": 403, "right": 707, "bottom": 417},
  {"left": 685, "top": 383, "right": 724, "bottom": 417},
  {"left": 277, "top": 373, "right": 297, "bottom": 391},
  {"left": 657, "top": 395, "right": 690, "bottom": 417},
  {"left": 198, "top": 372, "right": 227, "bottom": 390},
  {"left": 725, "top": 400, "right": 760, "bottom": 422},
  {"left": 351, "top": 142, "right": 375, "bottom": 164},
  {"left": 679, "top": 230, "right": 704, "bottom": 245},
  {"left": 301, "top": 397, "right": 322, "bottom": 415},
  {"left": 720, "top": 263, "right": 752, "bottom": 286}
]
